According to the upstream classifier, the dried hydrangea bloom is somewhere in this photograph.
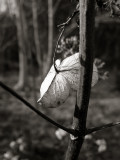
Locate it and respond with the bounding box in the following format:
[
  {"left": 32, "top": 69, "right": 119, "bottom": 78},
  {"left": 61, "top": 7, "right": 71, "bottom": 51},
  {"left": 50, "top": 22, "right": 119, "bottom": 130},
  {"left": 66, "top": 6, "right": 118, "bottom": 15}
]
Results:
[{"left": 38, "top": 53, "right": 98, "bottom": 107}]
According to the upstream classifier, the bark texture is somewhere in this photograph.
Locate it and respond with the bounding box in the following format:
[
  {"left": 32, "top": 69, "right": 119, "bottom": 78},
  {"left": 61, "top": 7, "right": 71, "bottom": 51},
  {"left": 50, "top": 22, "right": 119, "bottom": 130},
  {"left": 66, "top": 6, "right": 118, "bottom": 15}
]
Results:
[{"left": 65, "top": 0, "right": 95, "bottom": 160}]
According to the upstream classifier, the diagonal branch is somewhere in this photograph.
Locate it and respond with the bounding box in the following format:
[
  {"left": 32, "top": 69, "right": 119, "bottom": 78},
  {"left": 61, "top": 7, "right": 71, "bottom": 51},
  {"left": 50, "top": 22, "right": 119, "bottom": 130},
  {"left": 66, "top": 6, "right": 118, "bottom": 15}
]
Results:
[
  {"left": 0, "top": 81, "right": 77, "bottom": 136},
  {"left": 86, "top": 121, "right": 120, "bottom": 135}
]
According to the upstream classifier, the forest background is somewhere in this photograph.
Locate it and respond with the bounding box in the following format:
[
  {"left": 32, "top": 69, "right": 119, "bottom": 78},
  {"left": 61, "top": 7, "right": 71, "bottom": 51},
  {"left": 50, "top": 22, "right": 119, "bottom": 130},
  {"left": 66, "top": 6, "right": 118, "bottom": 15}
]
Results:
[{"left": 0, "top": 0, "right": 120, "bottom": 160}]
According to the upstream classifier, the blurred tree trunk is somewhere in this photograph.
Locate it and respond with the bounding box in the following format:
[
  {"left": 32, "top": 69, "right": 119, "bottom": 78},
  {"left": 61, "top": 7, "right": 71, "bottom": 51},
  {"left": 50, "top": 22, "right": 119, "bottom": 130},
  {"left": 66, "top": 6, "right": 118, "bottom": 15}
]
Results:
[
  {"left": 14, "top": 0, "right": 28, "bottom": 90},
  {"left": 31, "top": 0, "right": 42, "bottom": 105},
  {"left": 32, "top": 0, "right": 42, "bottom": 75},
  {"left": 21, "top": 0, "right": 37, "bottom": 103},
  {"left": 44, "top": 0, "right": 61, "bottom": 75},
  {"left": 5, "top": 0, "right": 10, "bottom": 13},
  {"left": 19, "top": 0, "right": 37, "bottom": 104},
  {"left": 44, "top": 0, "right": 53, "bottom": 75}
]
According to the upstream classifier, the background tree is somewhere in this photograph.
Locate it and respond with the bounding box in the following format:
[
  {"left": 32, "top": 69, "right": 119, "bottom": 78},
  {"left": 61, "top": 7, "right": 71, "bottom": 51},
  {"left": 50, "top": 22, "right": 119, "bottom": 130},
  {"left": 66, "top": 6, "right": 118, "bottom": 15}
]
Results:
[
  {"left": 32, "top": 0, "right": 42, "bottom": 75},
  {"left": 14, "top": 0, "right": 28, "bottom": 90}
]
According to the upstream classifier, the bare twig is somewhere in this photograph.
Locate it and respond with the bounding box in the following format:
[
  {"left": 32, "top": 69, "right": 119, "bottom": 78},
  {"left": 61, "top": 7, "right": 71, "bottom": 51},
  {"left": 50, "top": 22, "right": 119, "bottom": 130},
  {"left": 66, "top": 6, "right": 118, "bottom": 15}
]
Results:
[
  {"left": 86, "top": 122, "right": 120, "bottom": 134},
  {"left": 53, "top": 27, "right": 65, "bottom": 73},
  {"left": 0, "top": 81, "right": 77, "bottom": 136},
  {"left": 57, "top": 8, "right": 78, "bottom": 29}
]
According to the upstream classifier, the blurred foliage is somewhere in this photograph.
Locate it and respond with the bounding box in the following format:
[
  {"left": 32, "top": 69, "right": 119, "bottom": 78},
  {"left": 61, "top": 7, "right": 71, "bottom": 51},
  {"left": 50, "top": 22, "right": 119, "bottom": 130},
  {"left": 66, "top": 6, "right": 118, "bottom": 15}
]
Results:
[
  {"left": 0, "top": 1, "right": 120, "bottom": 90},
  {"left": 95, "top": 22, "right": 120, "bottom": 69},
  {"left": 56, "top": 36, "right": 79, "bottom": 59},
  {"left": 0, "top": 4, "right": 120, "bottom": 71}
]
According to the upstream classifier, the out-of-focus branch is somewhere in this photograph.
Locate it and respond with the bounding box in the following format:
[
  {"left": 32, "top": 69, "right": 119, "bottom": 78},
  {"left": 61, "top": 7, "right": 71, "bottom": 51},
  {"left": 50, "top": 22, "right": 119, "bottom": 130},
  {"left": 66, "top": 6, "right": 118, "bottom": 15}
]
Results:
[
  {"left": 53, "top": 0, "right": 61, "bottom": 15},
  {"left": 0, "top": 37, "right": 16, "bottom": 52},
  {"left": 44, "top": 0, "right": 53, "bottom": 75},
  {"left": 0, "top": 81, "right": 77, "bottom": 136},
  {"left": 14, "top": 0, "right": 28, "bottom": 90},
  {"left": 32, "top": 0, "right": 42, "bottom": 70},
  {"left": 86, "top": 121, "right": 120, "bottom": 134}
]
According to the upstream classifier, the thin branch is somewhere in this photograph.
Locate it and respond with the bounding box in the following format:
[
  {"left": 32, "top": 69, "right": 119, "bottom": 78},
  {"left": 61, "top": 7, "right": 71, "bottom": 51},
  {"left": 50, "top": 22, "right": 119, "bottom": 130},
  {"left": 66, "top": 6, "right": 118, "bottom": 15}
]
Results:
[
  {"left": 0, "top": 81, "right": 77, "bottom": 136},
  {"left": 53, "top": 27, "right": 65, "bottom": 73},
  {"left": 57, "top": 9, "right": 78, "bottom": 28},
  {"left": 86, "top": 122, "right": 120, "bottom": 135}
]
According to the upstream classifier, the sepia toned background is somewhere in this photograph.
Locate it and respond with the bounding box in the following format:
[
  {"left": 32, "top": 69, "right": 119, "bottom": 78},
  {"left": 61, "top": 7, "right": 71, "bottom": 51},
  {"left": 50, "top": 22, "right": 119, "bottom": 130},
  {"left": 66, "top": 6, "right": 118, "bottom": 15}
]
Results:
[{"left": 0, "top": 0, "right": 120, "bottom": 160}]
